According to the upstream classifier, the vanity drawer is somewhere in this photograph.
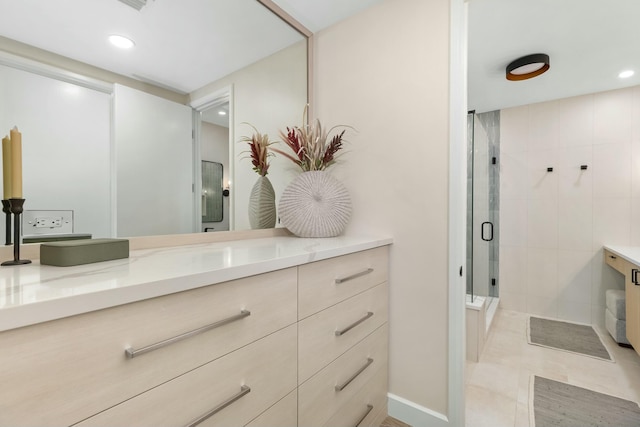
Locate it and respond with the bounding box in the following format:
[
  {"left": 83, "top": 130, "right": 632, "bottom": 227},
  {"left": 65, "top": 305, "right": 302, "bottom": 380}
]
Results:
[
  {"left": 299, "top": 324, "right": 388, "bottom": 427},
  {"left": 605, "top": 249, "right": 626, "bottom": 274},
  {"left": 299, "top": 246, "right": 389, "bottom": 319},
  {"left": 76, "top": 325, "right": 297, "bottom": 427},
  {"left": 321, "top": 367, "right": 388, "bottom": 427},
  {"left": 0, "top": 268, "right": 297, "bottom": 427},
  {"left": 299, "top": 283, "right": 388, "bottom": 383},
  {"left": 245, "top": 390, "right": 297, "bottom": 427}
]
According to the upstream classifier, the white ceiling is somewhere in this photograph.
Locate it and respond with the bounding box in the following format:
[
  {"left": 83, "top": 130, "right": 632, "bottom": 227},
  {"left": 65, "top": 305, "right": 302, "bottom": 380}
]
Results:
[
  {"left": 272, "top": 0, "right": 385, "bottom": 33},
  {"left": 202, "top": 102, "right": 230, "bottom": 128},
  {"left": 0, "top": 0, "right": 383, "bottom": 95},
  {"left": 468, "top": 0, "right": 640, "bottom": 113}
]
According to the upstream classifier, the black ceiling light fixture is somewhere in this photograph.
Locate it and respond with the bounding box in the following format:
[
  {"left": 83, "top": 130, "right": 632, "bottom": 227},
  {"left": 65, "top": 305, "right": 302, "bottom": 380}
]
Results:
[{"left": 506, "top": 53, "right": 550, "bottom": 81}]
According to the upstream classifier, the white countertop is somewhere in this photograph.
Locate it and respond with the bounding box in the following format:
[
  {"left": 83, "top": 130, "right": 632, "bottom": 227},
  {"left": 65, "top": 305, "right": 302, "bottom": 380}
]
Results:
[
  {"left": 604, "top": 245, "right": 640, "bottom": 266},
  {"left": 0, "top": 235, "right": 392, "bottom": 332}
]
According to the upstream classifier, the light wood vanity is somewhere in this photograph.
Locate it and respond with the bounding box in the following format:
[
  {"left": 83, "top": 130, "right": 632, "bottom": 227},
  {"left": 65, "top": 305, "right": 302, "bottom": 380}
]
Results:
[
  {"left": 604, "top": 246, "right": 640, "bottom": 354},
  {"left": 0, "top": 235, "right": 391, "bottom": 427}
]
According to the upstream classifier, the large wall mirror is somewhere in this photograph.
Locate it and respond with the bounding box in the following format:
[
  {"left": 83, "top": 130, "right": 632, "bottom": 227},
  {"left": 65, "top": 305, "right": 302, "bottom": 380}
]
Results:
[{"left": 0, "top": 0, "right": 310, "bottom": 239}]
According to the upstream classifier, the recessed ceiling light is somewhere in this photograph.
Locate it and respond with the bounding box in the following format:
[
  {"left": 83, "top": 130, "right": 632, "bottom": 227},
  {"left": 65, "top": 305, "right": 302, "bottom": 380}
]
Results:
[
  {"left": 506, "top": 53, "right": 550, "bottom": 81},
  {"left": 218, "top": 111, "right": 227, "bottom": 116},
  {"left": 619, "top": 70, "right": 634, "bottom": 79},
  {"left": 108, "top": 35, "right": 135, "bottom": 49}
]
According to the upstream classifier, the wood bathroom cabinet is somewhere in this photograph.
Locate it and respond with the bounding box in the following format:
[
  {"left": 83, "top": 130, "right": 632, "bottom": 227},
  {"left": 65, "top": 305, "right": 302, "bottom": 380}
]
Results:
[
  {"left": 604, "top": 247, "right": 640, "bottom": 353},
  {"left": 0, "top": 237, "right": 390, "bottom": 427}
]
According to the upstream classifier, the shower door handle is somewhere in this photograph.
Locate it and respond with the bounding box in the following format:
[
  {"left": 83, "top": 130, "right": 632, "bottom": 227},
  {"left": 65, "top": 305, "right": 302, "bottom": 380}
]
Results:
[{"left": 481, "top": 222, "right": 494, "bottom": 242}]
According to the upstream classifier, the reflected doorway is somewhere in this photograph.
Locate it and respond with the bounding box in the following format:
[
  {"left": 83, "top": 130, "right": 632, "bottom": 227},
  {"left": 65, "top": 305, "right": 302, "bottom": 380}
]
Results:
[{"left": 194, "top": 90, "right": 232, "bottom": 232}]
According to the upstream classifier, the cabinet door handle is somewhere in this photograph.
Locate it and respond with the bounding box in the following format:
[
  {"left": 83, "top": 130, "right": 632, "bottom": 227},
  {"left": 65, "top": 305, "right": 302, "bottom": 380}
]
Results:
[
  {"left": 633, "top": 269, "right": 640, "bottom": 285},
  {"left": 335, "top": 312, "right": 374, "bottom": 336},
  {"left": 184, "top": 385, "right": 251, "bottom": 427},
  {"left": 125, "top": 310, "right": 251, "bottom": 359},
  {"left": 481, "top": 222, "right": 494, "bottom": 241},
  {"left": 335, "top": 358, "right": 374, "bottom": 392},
  {"left": 354, "top": 404, "right": 374, "bottom": 427},
  {"left": 335, "top": 268, "right": 374, "bottom": 284}
]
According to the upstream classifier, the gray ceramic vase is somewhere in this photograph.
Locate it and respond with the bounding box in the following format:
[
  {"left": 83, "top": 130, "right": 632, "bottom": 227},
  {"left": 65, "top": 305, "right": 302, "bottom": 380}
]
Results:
[{"left": 248, "top": 175, "right": 276, "bottom": 229}]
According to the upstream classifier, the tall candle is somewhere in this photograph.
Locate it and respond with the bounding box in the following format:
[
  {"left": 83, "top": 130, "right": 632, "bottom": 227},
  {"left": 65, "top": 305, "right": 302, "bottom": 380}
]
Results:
[
  {"left": 1, "top": 135, "right": 11, "bottom": 200},
  {"left": 9, "top": 127, "right": 22, "bottom": 199}
]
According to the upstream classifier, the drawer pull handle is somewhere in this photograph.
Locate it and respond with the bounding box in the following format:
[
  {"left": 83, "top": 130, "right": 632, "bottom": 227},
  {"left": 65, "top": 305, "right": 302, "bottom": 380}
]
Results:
[
  {"left": 609, "top": 255, "right": 617, "bottom": 259},
  {"left": 335, "top": 312, "right": 374, "bottom": 336},
  {"left": 335, "top": 358, "right": 374, "bottom": 392},
  {"left": 184, "top": 385, "right": 251, "bottom": 427},
  {"left": 354, "top": 404, "right": 374, "bottom": 427},
  {"left": 125, "top": 310, "right": 251, "bottom": 359},
  {"left": 335, "top": 268, "right": 374, "bottom": 284}
]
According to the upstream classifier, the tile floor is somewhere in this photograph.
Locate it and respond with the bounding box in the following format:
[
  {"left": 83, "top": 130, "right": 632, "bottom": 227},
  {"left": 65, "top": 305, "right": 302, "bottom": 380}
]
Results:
[{"left": 465, "top": 309, "right": 640, "bottom": 427}]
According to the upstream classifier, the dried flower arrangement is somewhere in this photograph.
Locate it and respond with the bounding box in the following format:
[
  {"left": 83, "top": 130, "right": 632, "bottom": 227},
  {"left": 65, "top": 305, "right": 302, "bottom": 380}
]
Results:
[
  {"left": 271, "top": 107, "right": 351, "bottom": 172},
  {"left": 239, "top": 125, "right": 274, "bottom": 176}
]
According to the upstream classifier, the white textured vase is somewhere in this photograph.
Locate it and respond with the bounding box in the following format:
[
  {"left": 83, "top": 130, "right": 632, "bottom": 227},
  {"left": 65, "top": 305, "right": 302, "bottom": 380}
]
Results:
[
  {"left": 278, "top": 171, "right": 352, "bottom": 238},
  {"left": 248, "top": 176, "right": 276, "bottom": 229}
]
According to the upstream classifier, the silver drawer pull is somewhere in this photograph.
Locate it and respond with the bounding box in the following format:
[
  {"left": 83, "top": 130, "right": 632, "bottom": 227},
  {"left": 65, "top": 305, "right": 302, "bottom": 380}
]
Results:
[
  {"left": 335, "top": 268, "right": 374, "bottom": 284},
  {"left": 335, "top": 312, "right": 373, "bottom": 336},
  {"left": 335, "top": 358, "right": 374, "bottom": 392},
  {"left": 184, "top": 385, "right": 251, "bottom": 427},
  {"left": 125, "top": 310, "right": 251, "bottom": 359},
  {"left": 354, "top": 404, "right": 374, "bottom": 427}
]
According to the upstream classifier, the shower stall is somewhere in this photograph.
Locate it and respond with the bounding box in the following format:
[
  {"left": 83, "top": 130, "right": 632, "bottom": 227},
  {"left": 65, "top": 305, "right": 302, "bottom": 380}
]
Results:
[{"left": 466, "top": 110, "right": 500, "bottom": 327}]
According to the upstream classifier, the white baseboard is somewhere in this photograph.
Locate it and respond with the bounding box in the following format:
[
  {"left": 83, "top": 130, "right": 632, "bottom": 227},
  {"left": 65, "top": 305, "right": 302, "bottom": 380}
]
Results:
[{"left": 388, "top": 393, "right": 449, "bottom": 427}]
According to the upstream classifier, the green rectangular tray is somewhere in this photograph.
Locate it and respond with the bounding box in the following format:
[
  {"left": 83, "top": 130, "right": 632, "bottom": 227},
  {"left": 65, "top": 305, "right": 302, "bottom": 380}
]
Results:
[{"left": 40, "top": 238, "right": 129, "bottom": 267}]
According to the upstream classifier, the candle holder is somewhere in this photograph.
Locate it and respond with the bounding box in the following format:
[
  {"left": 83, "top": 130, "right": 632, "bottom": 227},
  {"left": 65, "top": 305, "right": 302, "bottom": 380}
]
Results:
[
  {"left": 1, "top": 198, "right": 31, "bottom": 266},
  {"left": 2, "top": 199, "right": 10, "bottom": 246}
]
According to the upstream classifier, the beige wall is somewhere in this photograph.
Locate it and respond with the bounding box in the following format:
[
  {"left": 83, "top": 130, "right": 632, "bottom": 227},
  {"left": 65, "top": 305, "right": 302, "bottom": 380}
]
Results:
[{"left": 313, "top": 0, "right": 451, "bottom": 417}]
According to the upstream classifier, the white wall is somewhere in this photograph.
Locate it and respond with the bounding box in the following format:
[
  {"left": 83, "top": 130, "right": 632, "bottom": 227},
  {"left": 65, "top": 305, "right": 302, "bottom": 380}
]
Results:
[
  {"left": 114, "top": 84, "right": 194, "bottom": 237},
  {"left": 0, "top": 64, "right": 111, "bottom": 238},
  {"left": 191, "top": 41, "right": 307, "bottom": 231},
  {"left": 500, "top": 85, "right": 640, "bottom": 325},
  {"left": 201, "top": 122, "right": 230, "bottom": 232},
  {"left": 314, "top": 0, "right": 451, "bottom": 421}
]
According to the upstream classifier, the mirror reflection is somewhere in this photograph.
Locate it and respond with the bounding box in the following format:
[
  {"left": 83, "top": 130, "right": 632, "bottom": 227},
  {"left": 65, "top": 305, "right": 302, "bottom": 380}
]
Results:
[
  {"left": 0, "top": 0, "right": 308, "bottom": 240},
  {"left": 201, "top": 102, "right": 230, "bottom": 232}
]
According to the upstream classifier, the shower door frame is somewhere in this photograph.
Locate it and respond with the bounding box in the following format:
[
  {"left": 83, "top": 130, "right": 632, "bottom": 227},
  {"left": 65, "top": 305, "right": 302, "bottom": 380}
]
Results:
[{"left": 467, "top": 110, "right": 500, "bottom": 304}]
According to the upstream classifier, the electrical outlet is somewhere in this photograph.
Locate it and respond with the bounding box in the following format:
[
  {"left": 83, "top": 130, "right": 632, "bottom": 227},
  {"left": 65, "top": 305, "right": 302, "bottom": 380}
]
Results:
[
  {"left": 35, "top": 217, "right": 63, "bottom": 228},
  {"left": 23, "top": 210, "right": 74, "bottom": 237}
]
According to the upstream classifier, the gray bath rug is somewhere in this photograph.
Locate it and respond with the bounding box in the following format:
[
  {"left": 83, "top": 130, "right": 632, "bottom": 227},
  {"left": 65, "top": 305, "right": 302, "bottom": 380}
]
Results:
[
  {"left": 531, "top": 376, "right": 640, "bottom": 427},
  {"left": 527, "top": 316, "right": 613, "bottom": 361}
]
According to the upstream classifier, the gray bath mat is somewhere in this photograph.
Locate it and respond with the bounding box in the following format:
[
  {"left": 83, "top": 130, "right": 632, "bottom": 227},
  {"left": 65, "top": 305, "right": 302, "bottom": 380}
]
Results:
[
  {"left": 527, "top": 316, "right": 612, "bottom": 361},
  {"left": 531, "top": 376, "right": 640, "bottom": 427}
]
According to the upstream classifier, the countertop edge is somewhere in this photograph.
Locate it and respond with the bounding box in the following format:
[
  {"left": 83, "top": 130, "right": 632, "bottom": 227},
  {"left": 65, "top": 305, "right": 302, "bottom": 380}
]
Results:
[{"left": 1, "top": 236, "right": 393, "bottom": 332}]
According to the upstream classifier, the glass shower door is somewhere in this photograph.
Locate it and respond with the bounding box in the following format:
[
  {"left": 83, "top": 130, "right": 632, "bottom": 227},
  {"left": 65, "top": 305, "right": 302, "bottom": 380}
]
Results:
[{"left": 467, "top": 111, "right": 499, "bottom": 305}]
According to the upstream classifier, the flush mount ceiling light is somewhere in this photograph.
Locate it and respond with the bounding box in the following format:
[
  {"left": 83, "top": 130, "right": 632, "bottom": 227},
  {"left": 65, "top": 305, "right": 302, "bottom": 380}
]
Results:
[
  {"left": 109, "top": 35, "right": 135, "bottom": 49},
  {"left": 506, "top": 53, "right": 550, "bottom": 81},
  {"left": 218, "top": 111, "right": 227, "bottom": 116},
  {"left": 619, "top": 70, "right": 635, "bottom": 79}
]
